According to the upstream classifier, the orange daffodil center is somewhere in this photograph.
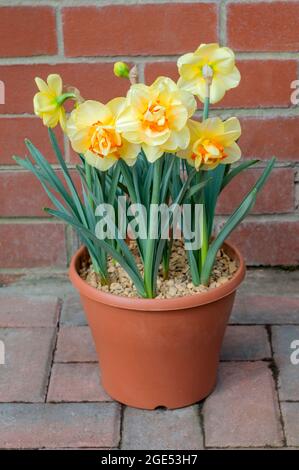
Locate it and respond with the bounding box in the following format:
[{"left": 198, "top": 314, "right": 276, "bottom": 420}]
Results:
[
  {"left": 178, "top": 117, "right": 241, "bottom": 171},
  {"left": 66, "top": 99, "right": 140, "bottom": 171},
  {"left": 115, "top": 77, "right": 196, "bottom": 162},
  {"left": 88, "top": 122, "right": 122, "bottom": 158}
]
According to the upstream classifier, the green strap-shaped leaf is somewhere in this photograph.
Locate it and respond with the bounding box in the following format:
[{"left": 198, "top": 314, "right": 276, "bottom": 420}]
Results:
[
  {"left": 45, "top": 208, "right": 146, "bottom": 297},
  {"left": 201, "top": 158, "right": 275, "bottom": 285},
  {"left": 221, "top": 159, "right": 259, "bottom": 191}
]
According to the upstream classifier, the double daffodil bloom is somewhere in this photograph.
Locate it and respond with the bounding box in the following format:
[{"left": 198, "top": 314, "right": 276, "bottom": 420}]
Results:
[
  {"left": 178, "top": 117, "right": 241, "bottom": 170},
  {"left": 33, "top": 74, "right": 71, "bottom": 131},
  {"left": 66, "top": 99, "right": 140, "bottom": 171},
  {"left": 177, "top": 43, "right": 241, "bottom": 104},
  {"left": 115, "top": 77, "right": 196, "bottom": 162}
]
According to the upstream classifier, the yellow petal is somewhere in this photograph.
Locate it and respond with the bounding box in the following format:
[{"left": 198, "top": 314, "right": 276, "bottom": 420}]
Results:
[
  {"left": 178, "top": 76, "right": 206, "bottom": 102},
  {"left": 116, "top": 105, "right": 141, "bottom": 135},
  {"left": 223, "top": 142, "right": 241, "bottom": 163},
  {"left": 85, "top": 150, "right": 118, "bottom": 171},
  {"left": 142, "top": 144, "right": 164, "bottom": 163},
  {"left": 209, "top": 47, "right": 235, "bottom": 74},
  {"left": 167, "top": 104, "right": 188, "bottom": 131},
  {"left": 163, "top": 126, "right": 190, "bottom": 151},
  {"left": 47, "top": 74, "right": 63, "bottom": 96},
  {"left": 119, "top": 139, "right": 140, "bottom": 164},
  {"left": 220, "top": 117, "right": 241, "bottom": 145},
  {"left": 194, "top": 43, "right": 220, "bottom": 59},
  {"left": 33, "top": 93, "right": 57, "bottom": 114},
  {"left": 221, "top": 65, "right": 241, "bottom": 89},
  {"left": 209, "top": 76, "right": 226, "bottom": 104},
  {"left": 35, "top": 77, "right": 48, "bottom": 93},
  {"left": 74, "top": 100, "right": 113, "bottom": 128},
  {"left": 106, "top": 97, "right": 126, "bottom": 119},
  {"left": 127, "top": 84, "right": 151, "bottom": 112},
  {"left": 176, "top": 90, "right": 196, "bottom": 118}
]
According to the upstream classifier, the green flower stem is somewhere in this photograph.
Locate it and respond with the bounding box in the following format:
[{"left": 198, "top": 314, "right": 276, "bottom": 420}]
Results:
[
  {"left": 56, "top": 92, "right": 76, "bottom": 106},
  {"left": 203, "top": 96, "right": 210, "bottom": 121},
  {"left": 144, "top": 158, "right": 162, "bottom": 298},
  {"left": 200, "top": 89, "right": 210, "bottom": 272}
]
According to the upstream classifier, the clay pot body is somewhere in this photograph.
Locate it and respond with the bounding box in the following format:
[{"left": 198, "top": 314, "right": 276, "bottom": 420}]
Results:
[{"left": 69, "top": 243, "right": 245, "bottom": 409}]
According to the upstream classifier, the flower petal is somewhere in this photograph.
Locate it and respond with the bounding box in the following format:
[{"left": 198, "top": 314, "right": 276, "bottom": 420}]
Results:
[
  {"left": 209, "top": 76, "right": 226, "bottom": 104},
  {"left": 35, "top": 77, "right": 48, "bottom": 93},
  {"left": 116, "top": 105, "right": 141, "bottom": 136},
  {"left": 167, "top": 104, "right": 188, "bottom": 131},
  {"left": 85, "top": 150, "right": 118, "bottom": 171},
  {"left": 47, "top": 74, "right": 63, "bottom": 96},
  {"left": 163, "top": 126, "right": 190, "bottom": 151},
  {"left": 142, "top": 144, "right": 164, "bottom": 163},
  {"left": 223, "top": 142, "right": 241, "bottom": 163},
  {"left": 106, "top": 97, "right": 126, "bottom": 119},
  {"left": 127, "top": 84, "right": 151, "bottom": 112}
]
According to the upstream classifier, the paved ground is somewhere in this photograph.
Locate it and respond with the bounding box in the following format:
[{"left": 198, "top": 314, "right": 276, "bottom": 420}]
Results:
[{"left": 0, "top": 268, "right": 299, "bottom": 450}]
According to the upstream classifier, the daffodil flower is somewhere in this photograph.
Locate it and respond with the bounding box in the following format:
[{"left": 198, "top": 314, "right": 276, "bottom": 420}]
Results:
[
  {"left": 33, "top": 74, "right": 75, "bottom": 131},
  {"left": 177, "top": 43, "right": 241, "bottom": 104},
  {"left": 66, "top": 99, "right": 140, "bottom": 171},
  {"left": 115, "top": 77, "right": 196, "bottom": 162},
  {"left": 178, "top": 117, "right": 241, "bottom": 170}
]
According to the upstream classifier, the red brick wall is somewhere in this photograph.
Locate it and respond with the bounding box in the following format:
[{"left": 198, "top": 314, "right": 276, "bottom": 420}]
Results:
[{"left": 0, "top": 1, "right": 298, "bottom": 273}]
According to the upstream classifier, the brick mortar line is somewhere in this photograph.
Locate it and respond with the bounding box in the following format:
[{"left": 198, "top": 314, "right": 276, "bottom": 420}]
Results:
[
  {"left": 2, "top": 108, "right": 299, "bottom": 118},
  {"left": 0, "top": 0, "right": 292, "bottom": 7},
  {"left": 0, "top": 218, "right": 65, "bottom": 223},
  {"left": 118, "top": 404, "right": 125, "bottom": 449},
  {"left": 218, "top": 0, "right": 226, "bottom": 46},
  {"left": 0, "top": 53, "right": 298, "bottom": 65},
  {"left": 55, "top": 4, "right": 65, "bottom": 58},
  {"left": 198, "top": 402, "right": 206, "bottom": 449},
  {"left": 44, "top": 297, "right": 62, "bottom": 403},
  {"left": 265, "top": 325, "right": 287, "bottom": 446}
]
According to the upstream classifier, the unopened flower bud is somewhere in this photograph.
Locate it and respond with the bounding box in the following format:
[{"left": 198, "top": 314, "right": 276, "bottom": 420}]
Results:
[
  {"left": 202, "top": 64, "right": 213, "bottom": 84},
  {"left": 113, "top": 62, "right": 130, "bottom": 79}
]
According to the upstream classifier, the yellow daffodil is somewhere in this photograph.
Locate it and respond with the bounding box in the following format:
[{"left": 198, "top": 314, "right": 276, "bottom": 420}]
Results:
[
  {"left": 177, "top": 43, "right": 241, "bottom": 104},
  {"left": 66, "top": 99, "right": 140, "bottom": 171},
  {"left": 178, "top": 117, "right": 241, "bottom": 170},
  {"left": 33, "top": 74, "right": 70, "bottom": 131},
  {"left": 115, "top": 77, "right": 196, "bottom": 162}
]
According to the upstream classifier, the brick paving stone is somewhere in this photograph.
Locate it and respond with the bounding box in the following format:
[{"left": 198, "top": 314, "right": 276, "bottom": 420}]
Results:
[
  {"left": 203, "top": 362, "right": 283, "bottom": 448},
  {"left": 281, "top": 403, "right": 299, "bottom": 447},
  {"left": 0, "top": 294, "right": 60, "bottom": 327},
  {"left": 0, "top": 328, "right": 56, "bottom": 402},
  {"left": 272, "top": 326, "right": 299, "bottom": 401},
  {"left": 221, "top": 325, "right": 271, "bottom": 361},
  {"left": 55, "top": 326, "right": 97, "bottom": 363},
  {"left": 121, "top": 406, "right": 203, "bottom": 450},
  {"left": 0, "top": 403, "right": 120, "bottom": 449},
  {"left": 60, "top": 294, "right": 87, "bottom": 326},
  {"left": 47, "top": 363, "right": 111, "bottom": 402},
  {"left": 230, "top": 295, "right": 299, "bottom": 324}
]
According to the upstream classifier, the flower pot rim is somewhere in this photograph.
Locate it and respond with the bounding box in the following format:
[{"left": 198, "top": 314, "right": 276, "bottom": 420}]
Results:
[{"left": 69, "top": 242, "right": 246, "bottom": 311}]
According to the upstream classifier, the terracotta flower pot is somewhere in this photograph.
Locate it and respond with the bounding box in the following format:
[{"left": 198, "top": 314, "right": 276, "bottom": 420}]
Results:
[{"left": 69, "top": 242, "right": 245, "bottom": 410}]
